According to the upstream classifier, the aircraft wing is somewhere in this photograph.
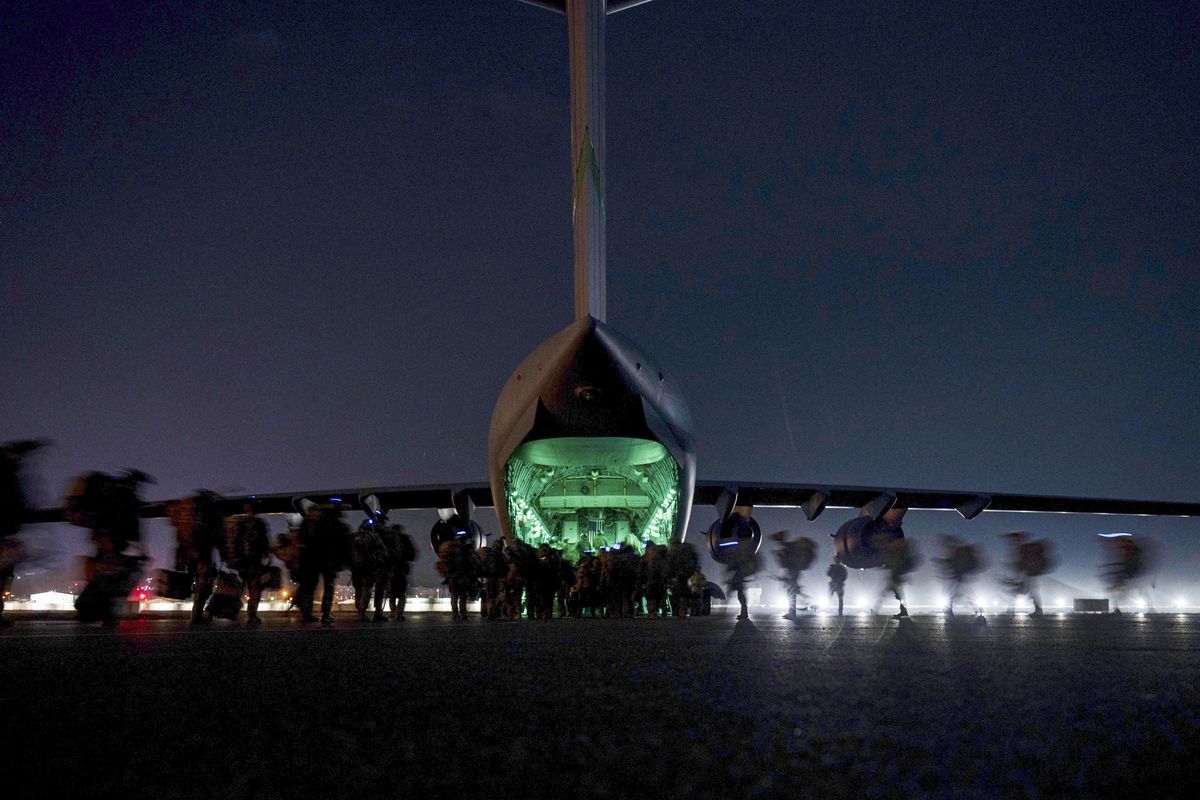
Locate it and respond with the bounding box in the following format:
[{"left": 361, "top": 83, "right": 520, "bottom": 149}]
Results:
[
  {"left": 23, "top": 483, "right": 494, "bottom": 524},
  {"left": 24, "top": 478, "right": 1198, "bottom": 525},
  {"left": 691, "top": 481, "right": 1200, "bottom": 522}
]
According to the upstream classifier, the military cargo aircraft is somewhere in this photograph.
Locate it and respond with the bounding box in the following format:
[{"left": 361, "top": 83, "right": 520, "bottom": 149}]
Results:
[{"left": 26, "top": 1, "right": 1200, "bottom": 569}]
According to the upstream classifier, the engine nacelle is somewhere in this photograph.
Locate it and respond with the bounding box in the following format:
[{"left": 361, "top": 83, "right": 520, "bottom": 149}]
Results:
[
  {"left": 706, "top": 514, "right": 762, "bottom": 564},
  {"left": 832, "top": 515, "right": 904, "bottom": 570},
  {"left": 430, "top": 514, "right": 485, "bottom": 555}
]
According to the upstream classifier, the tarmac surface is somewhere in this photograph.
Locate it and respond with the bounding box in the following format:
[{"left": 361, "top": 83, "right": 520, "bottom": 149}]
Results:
[{"left": 3, "top": 610, "right": 1199, "bottom": 799}]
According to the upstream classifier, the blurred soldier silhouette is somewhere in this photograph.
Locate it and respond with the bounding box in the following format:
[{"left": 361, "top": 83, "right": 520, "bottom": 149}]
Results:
[
  {"left": 0, "top": 440, "right": 47, "bottom": 628},
  {"left": 296, "top": 503, "right": 351, "bottom": 626},
  {"left": 935, "top": 534, "right": 984, "bottom": 616},
  {"left": 556, "top": 549, "right": 575, "bottom": 618},
  {"left": 66, "top": 469, "right": 152, "bottom": 627},
  {"left": 437, "top": 534, "right": 480, "bottom": 621},
  {"left": 666, "top": 540, "right": 699, "bottom": 617},
  {"left": 531, "top": 543, "right": 561, "bottom": 619},
  {"left": 865, "top": 508, "right": 916, "bottom": 618},
  {"left": 574, "top": 550, "right": 600, "bottom": 617},
  {"left": 167, "top": 490, "right": 225, "bottom": 626},
  {"left": 502, "top": 540, "right": 533, "bottom": 619},
  {"left": 379, "top": 517, "right": 415, "bottom": 621},
  {"left": 1003, "top": 531, "right": 1054, "bottom": 617},
  {"left": 725, "top": 550, "right": 760, "bottom": 622},
  {"left": 229, "top": 499, "right": 271, "bottom": 626},
  {"left": 478, "top": 539, "right": 507, "bottom": 620},
  {"left": 771, "top": 530, "right": 816, "bottom": 620},
  {"left": 611, "top": 545, "right": 640, "bottom": 618},
  {"left": 350, "top": 515, "right": 389, "bottom": 622},
  {"left": 826, "top": 554, "right": 848, "bottom": 616},
  {"left": 1101, "top": 535, "right": 1158, "bottom": 613},
  {"left": 275, "top": 514, "right": 304, "bottom": 603},
  {"left": 641, "top": 542, "right": 669, "bottom": 618},
  {"left": 688, "top": 568, "right": 707, "bottom": 616}
]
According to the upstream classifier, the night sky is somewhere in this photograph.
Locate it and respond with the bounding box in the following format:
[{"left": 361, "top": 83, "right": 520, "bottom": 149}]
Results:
[{"left": 2, "top": 1, "right": 1198, "bottom": 598}]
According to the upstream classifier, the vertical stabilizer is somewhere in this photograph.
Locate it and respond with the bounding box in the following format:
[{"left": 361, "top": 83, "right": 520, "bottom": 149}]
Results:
[{"left": 568, "top": 0, "right": 607, "bottom": 323}]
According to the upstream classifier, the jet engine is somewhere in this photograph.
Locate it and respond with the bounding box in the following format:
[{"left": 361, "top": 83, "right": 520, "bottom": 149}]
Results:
[
  {"left": 430, "top": 513, "right": 485, "bottom": 555},
  {"left": 706, "top": 513, "right": 762, "bottom": 565},
  {"left": 832, "top": 511, "right": 906, "bottom": 570}
]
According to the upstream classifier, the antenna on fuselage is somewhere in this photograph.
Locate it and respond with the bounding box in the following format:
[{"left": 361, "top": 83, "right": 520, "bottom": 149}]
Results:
[{"left": 518, "top": 0, "right": 653, "bottom": 323}]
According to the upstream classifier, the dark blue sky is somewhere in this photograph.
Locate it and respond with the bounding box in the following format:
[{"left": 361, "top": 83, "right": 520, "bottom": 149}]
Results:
[{"left": 2, "top": 1, "right": 1197, "bottom": 594}]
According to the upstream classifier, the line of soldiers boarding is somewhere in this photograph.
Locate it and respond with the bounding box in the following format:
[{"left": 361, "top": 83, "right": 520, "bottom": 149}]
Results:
[
  {"left": 436, "top": 535, "right": 714, "bottom": 622},
  {"left": 165, "top": 491, "right": 417, "bottom": 627},
  {"left": 0, "top": 444, "right": 1157, "bottom": 628}
]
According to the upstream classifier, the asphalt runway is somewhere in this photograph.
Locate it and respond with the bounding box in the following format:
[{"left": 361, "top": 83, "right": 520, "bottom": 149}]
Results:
[{"left": 3, "top": 611, "right": 1199, "bottom": 799}]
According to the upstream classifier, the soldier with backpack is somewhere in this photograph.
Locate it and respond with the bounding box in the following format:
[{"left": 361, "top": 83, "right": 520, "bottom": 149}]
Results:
[
  {"left": 296, "top": 503, "right": 351, "bottom": 626},
  {"left": 0, "top": 440, "right": 46, "bottom": 628},
  {"left": 772, "top": 531, "right": 816, "bottom": 621},
  {"left": 378, "top": 518, "right": 415, "bottom": 620},
  {"left": 826, "top": 554, "right": 848, "bottom": 616},
  {"left": 229, "top": 499, "right": 271, "bottom": 626},
  {"left": 166, "top": 489, "right": 225, "bottom": 626},
  {"left": 437, "top": 535, "right": 480, "bottom": 621},
  {"left": 666, "top": 541, "right": 700, "bottom": 617},
  {"left": 935, "top": 534, "right": 984, "bottom": 617},
  {"left": 350, "top": 516, "right": 390, "bottom": 622},
  {"left": 478, "top": 539, "right": 508, "bottom": 620},
  {"left": 1004, "top": 531, "right": 1054, "bottom": 617},
  {"left": 66, "top": 469, "right": 152, "bottom": 627}
]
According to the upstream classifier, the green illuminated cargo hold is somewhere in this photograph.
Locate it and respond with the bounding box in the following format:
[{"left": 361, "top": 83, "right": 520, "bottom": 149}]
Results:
[{"left": 505, "top": 436, "right": 680, "bottom": 560}]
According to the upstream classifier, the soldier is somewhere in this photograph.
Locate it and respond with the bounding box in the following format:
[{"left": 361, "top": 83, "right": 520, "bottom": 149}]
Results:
[
  {"left": 725, "top": 547, "right": 759, "bottom": 621},
  {"left": 878, "top": 535, "right": 918, "bottom": 619},
  {"left": 502, "top": 540, "right": 532, "bottom": 619},
  {"left": 275, "top": 514, "right": 304, "bottom": 601},
  {"left": 380, "top": 518, "right": 416, "bottom": 621},
  {"left": 556, "top": 550, "right": 576, "bottom": 619},
  {"left": 0, "top": 440, "right": 46, "bottom": 628},
  {"left": 688, "top": 568, "right": 708, "bottom": 617},
  {"left": 66, "top": 469, "right": 152, "bottom": 627},
  {"left": 531, "top": 544, "right": 562, "bottom": 619},
  {"left": 1101, "top": 535, "right": 1155, "bottom": 613},
  {"left": 935, "top": 534, "right": 983, "bottom": 617},
  {"left": 666, "top": 540, "right": 699, "bottom": 617},
  {"left": 612, "top": 544, "right": 641, "bottom": 618},
  {"left": 826, "top": 554, "right": 848, "bottom": 616},
  {"left": 574, "top": 550, "right": 600, "bottom": 617},
  {"left": 166, "top": 490, "right": 225, "bottom": 626},
  {"left": 772, "top": 531, "right": 816, "bottom": 621},
  {"left": 437, "top": 535, "right": 480, "bottom": 621},
  {"left": 350, "top": 516, "right": 389, "bottom": 622},
  {"left": 478, "top": 539, "right": 508, "bottom": 620},
  {"left": 296, "top": 504, "right": 351, "bottom": 626},
  {"left": 641, "top": 543, "right": 669, "bottom": 618},
  {"left": 229, "top": 499, "right": 271, "bottom": 626},
  {"left": 1003, "top": 531, "right": 1054, "bottom": 617}
]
